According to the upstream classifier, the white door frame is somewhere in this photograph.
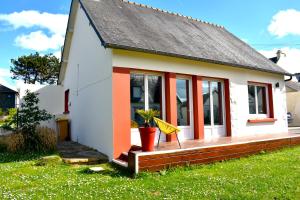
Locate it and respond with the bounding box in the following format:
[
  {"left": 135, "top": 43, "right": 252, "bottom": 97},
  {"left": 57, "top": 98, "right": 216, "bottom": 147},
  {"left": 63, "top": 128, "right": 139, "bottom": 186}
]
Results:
[
  {"left": 204, "top": 79, "right": 226, "bottom": 139},
  {"left": 176, "top": 76, "right": 194, "bottom": 141}
]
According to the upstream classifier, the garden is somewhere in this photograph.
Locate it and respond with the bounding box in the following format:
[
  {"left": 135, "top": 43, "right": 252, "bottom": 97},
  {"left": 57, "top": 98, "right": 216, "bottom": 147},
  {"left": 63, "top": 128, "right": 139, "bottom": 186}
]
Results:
[{"left": 0, "top": 146, "right": 300, "bottom": 199}]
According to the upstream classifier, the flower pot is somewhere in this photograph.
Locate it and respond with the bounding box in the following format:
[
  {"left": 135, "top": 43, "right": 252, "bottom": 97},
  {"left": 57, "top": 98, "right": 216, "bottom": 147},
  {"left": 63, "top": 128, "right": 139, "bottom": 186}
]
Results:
[{"left": 139, "top": 127, "right": 156, "bottom": 152}]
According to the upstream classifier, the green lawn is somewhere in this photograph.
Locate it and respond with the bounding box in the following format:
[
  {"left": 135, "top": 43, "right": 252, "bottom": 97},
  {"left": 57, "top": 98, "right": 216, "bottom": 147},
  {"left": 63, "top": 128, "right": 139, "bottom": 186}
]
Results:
[{"left": 1, "top": 147, "right": 300, "bottom": 200}]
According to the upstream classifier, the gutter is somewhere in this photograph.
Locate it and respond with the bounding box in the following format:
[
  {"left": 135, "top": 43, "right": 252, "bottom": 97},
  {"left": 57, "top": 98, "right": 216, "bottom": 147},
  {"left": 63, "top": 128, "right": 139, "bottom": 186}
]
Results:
[{"left": 284, "top": 75, "right": 293, "bottom": 82}]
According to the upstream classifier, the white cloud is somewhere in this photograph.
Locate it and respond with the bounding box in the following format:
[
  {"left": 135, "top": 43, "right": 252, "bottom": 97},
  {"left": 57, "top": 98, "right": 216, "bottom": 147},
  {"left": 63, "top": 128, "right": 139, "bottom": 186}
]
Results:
[
  {"left": 268, "top": 9, "right": 300, "bottom": 37},
  {"left": 0, "top": 68, "right": 11, "bottom": 77},
  {"left": 0, "top": 68, "right": 15, "bottom": 90},
  {"left": 259, "top": 47, "right": 300, "bottom": 74},
  {"left": 0, "top": 10, "right": 68, "bottom": 51},
  {"left": 15, "top": 31, "right": 64, "bottom": 51},
  {"left": 0, "top": 10, "right": 68, "bottom": 35}
]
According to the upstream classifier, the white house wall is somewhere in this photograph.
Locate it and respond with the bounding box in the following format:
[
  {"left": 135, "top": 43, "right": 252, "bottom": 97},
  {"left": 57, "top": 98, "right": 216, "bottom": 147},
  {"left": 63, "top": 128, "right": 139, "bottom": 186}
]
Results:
[
  {"left": 35, "top": 85, "right": 64, "bottom": 132},
  {"left": 286, "top": 92, "right": 300, "bottom": 127},
  {"left": 62, "top": 5, "right": 113, "bottom": 159},
  {"left": 112, "top": 49, "right": 288, "bottom": 136}
]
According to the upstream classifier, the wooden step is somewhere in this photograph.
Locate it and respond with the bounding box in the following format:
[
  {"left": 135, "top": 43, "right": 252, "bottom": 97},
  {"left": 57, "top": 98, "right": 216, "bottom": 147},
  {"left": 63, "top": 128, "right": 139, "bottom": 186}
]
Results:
[
  {"left": 130, "top": 145, "right": 142, "bottom": 151},
  {"left": 112, "top": 159, "right": 128, "bottom": 168},
  {"left": 118, "top": 152, "right": 128, "bottom": 162}
]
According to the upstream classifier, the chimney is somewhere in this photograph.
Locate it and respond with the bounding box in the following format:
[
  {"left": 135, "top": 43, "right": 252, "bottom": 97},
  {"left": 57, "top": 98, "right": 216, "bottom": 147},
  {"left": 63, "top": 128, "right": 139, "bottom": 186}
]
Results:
[{"left": 296, "top": 74, "right": 300, "bottom": 82}]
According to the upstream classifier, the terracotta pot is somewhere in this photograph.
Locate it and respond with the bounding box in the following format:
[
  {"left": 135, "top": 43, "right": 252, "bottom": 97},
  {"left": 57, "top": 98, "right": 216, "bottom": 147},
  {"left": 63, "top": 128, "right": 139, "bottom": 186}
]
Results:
[{"left": 139, "top": 127, "right": 156, "bottom": 152}]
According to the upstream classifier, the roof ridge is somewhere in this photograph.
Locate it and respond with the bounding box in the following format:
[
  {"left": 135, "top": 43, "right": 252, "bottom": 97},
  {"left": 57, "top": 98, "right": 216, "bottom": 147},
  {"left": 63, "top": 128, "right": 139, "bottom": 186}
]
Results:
[{"left": 121, "top": 0, "right": 224, "bottom": 28}]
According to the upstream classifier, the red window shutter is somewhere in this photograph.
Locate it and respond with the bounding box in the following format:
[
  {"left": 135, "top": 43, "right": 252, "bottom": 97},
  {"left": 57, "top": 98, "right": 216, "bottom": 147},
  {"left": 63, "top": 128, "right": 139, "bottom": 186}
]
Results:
[{"left": 65, "top": 89, "right": 69, "bottom": 113}]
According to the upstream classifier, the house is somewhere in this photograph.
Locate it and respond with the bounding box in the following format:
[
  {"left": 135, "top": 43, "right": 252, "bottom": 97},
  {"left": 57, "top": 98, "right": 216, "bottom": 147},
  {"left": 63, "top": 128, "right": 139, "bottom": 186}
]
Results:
[
  {"left": 0, "top": 84, "right": 17, "bottom": 111},
  {"left": 16, "top": 83, "right": 64, "bottom": 132},
  {"left": 285, "top": 81, "right": 300, "bottom": 127},
  {"left": 58, "top": 0, "right": 296, "bottom": 170}
]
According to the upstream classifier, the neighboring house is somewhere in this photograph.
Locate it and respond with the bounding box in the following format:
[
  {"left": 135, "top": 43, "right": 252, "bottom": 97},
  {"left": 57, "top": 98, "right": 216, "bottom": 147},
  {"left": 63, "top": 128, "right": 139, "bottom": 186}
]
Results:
[
  {"left": 0, "top": 84, "right": 17, "bottom": 111},
  {"left": 17, "top": 84, "right": 64, "bottom": 132},
  {"left": 285, "top": 81, "right": 300, "bottom": 127},
  {"left": 59, "top": 0, "right": 290, "bottom": 160}
]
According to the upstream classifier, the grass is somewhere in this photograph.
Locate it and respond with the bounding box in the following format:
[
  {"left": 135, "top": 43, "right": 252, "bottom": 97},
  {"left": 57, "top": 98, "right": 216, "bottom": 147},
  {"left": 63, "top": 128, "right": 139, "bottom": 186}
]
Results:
[{"left": 0, "top": 147, "right": 300, "bottom": 200}]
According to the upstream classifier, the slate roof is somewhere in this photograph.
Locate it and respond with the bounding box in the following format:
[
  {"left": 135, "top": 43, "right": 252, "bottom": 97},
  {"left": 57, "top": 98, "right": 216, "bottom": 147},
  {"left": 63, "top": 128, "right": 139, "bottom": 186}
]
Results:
[
  {"left": 79, "top": 0, "right": 289, "bottom": 75},
  {"left": 285, "top": 81, "right": 300, "bottom": 92},
  {"left": 0, "top": 84, "right": 17, "bottom": 93}
]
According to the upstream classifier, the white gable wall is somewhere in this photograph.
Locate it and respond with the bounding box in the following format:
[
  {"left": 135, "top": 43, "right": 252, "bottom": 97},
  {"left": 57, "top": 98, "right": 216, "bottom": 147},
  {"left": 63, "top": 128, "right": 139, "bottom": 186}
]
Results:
[
  {"left": 62, "top": 4, "right": 113, "bottom": 159},
  {"left": 112, "top": 49, "right": 288, "bottom": 136}
]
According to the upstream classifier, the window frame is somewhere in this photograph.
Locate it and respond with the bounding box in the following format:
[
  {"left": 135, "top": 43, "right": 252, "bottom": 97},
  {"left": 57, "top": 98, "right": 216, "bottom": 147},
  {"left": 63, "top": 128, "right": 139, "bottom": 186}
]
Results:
[
  {"left": 248, "top": 82, "right": 269, "bottom": 118},
  {"left": 130, "top": 71, "right": 166, "bottom": 130},
  {"left": 202, "top": 78, "right": 226, "bottom": 128}
]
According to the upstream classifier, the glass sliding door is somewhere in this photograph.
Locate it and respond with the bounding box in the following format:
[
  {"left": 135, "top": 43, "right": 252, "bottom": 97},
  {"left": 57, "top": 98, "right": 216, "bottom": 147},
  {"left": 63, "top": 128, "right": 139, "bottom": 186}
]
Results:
[
  {"left": 176, "top": 77, "right": 193, "bottom": 141},
  {"left": 203, "top": 80, "right": 226, "bottom": 139},
  {"left": 130, "top": 73, "right": 165, "bottom": 145}
]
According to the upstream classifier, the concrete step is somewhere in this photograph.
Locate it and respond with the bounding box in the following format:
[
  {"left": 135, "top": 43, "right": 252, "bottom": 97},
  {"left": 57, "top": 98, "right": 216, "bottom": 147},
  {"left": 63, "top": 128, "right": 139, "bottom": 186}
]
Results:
[
  {"left": 58, "top": 141, "right": 109, "bottom": 165},
  {"left": 62, "top": 157, "right": 105, "bottom": 165}
]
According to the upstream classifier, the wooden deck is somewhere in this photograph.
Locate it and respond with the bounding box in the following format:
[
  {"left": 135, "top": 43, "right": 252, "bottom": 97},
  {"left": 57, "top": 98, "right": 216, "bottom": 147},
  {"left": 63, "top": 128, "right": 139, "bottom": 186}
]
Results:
[{"left": 128, "top": 132, "right": 300, "bottom": 173}]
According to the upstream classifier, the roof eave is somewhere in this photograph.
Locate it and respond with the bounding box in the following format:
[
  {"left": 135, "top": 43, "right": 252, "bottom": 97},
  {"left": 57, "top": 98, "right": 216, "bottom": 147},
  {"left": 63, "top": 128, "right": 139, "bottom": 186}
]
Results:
[{"left": 107, "top": 43, "right": 291, "bottom": 76}]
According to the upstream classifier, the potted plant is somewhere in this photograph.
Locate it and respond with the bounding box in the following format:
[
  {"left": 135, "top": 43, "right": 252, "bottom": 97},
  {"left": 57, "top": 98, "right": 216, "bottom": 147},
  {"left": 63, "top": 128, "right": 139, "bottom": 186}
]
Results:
[{"left": 136, "top": 109, "right": 160, "bottom": 152}]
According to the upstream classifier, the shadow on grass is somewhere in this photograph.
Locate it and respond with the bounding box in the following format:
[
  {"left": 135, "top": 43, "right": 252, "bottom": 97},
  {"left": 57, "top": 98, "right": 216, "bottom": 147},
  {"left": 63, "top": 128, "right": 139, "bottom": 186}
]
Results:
[
  {"left": 78, "top": 162, "right": 134, "bottom": 178},
  {"left": 0, "top": 151, "right": 57, "bottom": 163}
]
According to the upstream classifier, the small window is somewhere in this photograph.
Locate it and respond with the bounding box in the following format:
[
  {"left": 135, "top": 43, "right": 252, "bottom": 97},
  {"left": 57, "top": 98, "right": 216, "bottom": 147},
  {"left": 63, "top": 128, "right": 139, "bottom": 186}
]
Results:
[
  {"left": 64, "top": 89, "right": 69, "bottom": 113},
  {"left": 248, "top": 84, "right": 267, "bottom": 115}
]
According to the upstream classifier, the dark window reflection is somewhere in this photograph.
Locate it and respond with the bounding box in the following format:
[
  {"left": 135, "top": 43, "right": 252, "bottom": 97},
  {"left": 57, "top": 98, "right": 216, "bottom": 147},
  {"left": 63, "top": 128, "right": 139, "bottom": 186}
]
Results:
[
  {"left": 148, "top": 75, "right": 162, "bottom": 126},
  {"left": 130, "top": 74, "right": 145, "bottom": 127},
  {"left": 211, "top": 81, "right": 223, "bottom": 125},
  {"left": 203, "top": 80, "right": 211, "bottom": 125},
  {"left": 257, "top": 86, "right": 267, "bottom": 114},
  {"left": 248, "top": 85, "right": 256, "bottom": 114},
  {"left": 177, "top": 79, "right": 190, "bottom": 126}
]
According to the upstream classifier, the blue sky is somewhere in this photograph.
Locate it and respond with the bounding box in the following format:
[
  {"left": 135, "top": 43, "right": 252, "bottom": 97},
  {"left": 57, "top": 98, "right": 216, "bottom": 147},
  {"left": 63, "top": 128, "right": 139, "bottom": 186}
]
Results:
[{"left": 1, "top": 0, "right": 300, "bottom": 88}]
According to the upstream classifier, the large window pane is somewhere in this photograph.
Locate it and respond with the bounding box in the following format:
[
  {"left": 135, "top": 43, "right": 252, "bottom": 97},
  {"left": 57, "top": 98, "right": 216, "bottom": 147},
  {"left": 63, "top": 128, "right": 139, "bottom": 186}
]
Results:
[
  {"left": 148, "top": 75, "right": 162, "bottom": 117},
  {"left": 257, "top": 86, "right": 267, "bottom": 114},
  {"left": 248, "top": 85, "right": 256, "bottom": 114},
  {"left": 211, "top": 81, "right": 223, "bottom": 125},
  {"left": 130, "top": 74, "right": 145, "bottom": 128},
  {"left": 176, "top": 79, "right": 190, "bottom": 126},
  {"left": 202, "top": 80, "right": 211, "bottom": 125}
]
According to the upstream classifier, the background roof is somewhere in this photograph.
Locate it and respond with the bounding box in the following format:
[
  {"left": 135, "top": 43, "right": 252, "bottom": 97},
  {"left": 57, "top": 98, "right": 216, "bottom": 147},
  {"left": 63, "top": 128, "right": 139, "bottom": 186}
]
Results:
[
  {"left": 0, "top": 84, "right": 17, "bottom": 93},
  {"left": 286, "top": 81, "right": 300, "bottom": 92}
]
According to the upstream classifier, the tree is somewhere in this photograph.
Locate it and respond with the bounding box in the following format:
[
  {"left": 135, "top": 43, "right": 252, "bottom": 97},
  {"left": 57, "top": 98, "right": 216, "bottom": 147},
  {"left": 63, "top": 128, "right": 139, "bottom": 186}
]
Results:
[{"left": 10, "top": 52, "right": 60, "bottom": 84}]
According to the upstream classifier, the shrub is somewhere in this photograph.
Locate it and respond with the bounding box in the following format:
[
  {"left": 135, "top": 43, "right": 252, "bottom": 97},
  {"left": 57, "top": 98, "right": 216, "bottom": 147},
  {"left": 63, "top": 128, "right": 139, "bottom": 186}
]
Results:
[
  {"left": 4, "top": 133, "right": 25, "bottom": 152},
  {"left": 0, "top": 108, "right": 17, "bottom": 129},
  {"left": 36, "top": 126, "right": 57, "bottom": 151}
]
